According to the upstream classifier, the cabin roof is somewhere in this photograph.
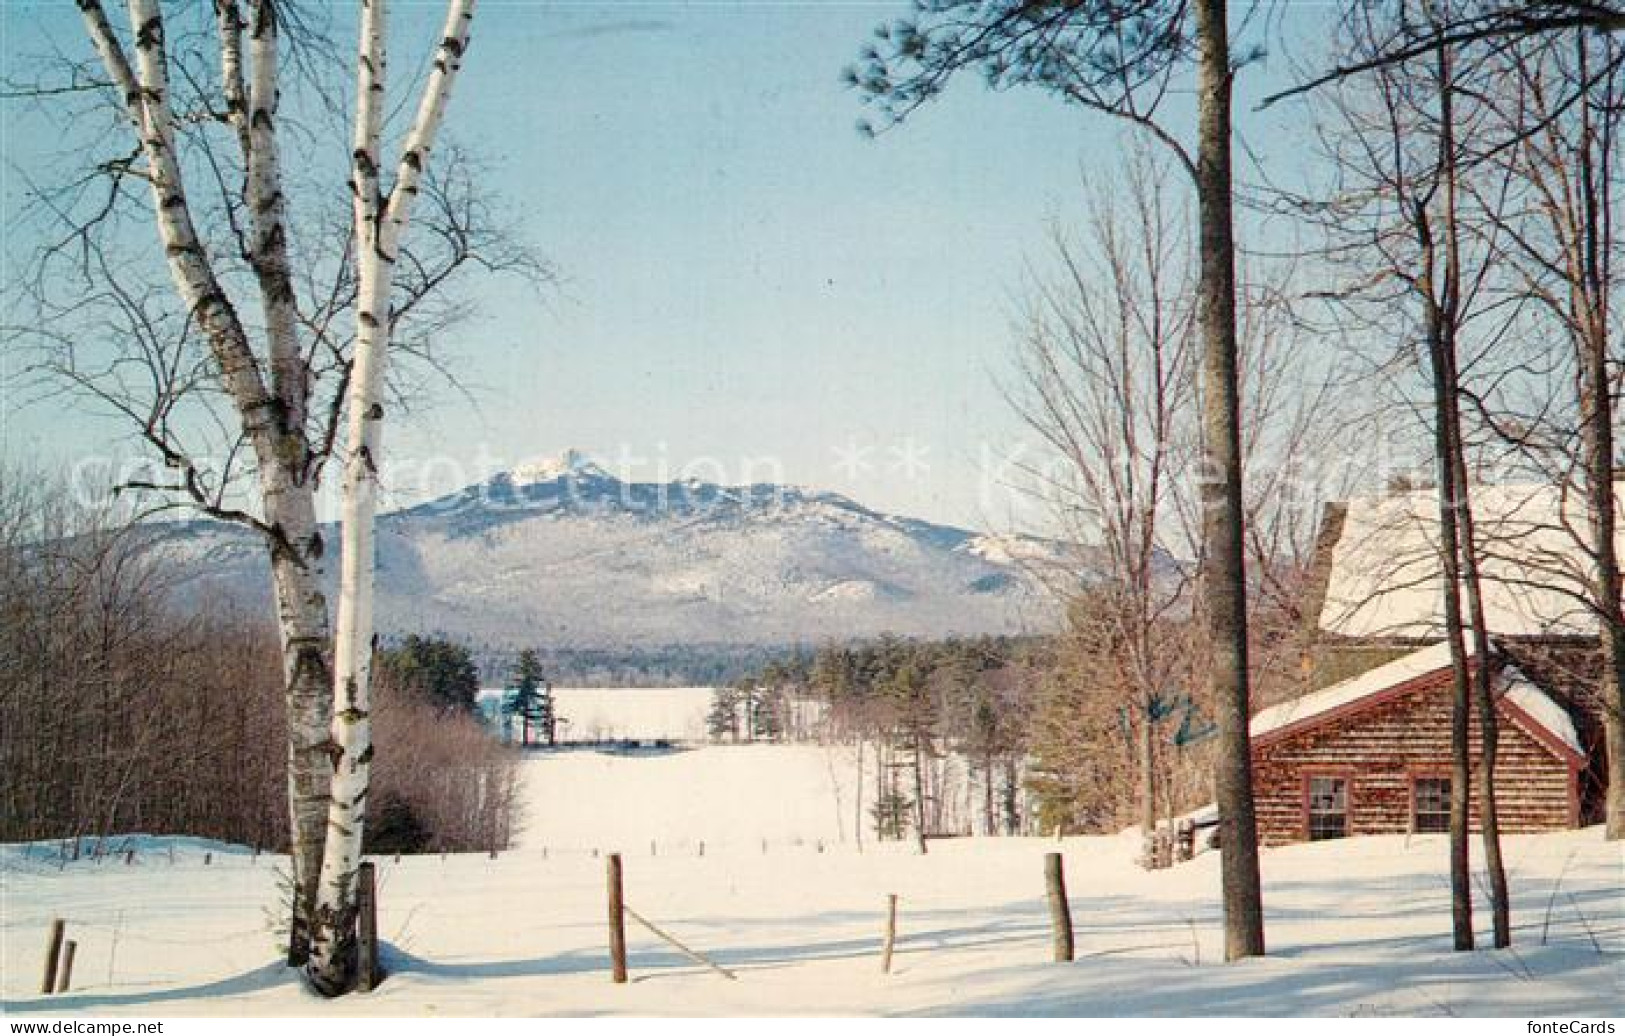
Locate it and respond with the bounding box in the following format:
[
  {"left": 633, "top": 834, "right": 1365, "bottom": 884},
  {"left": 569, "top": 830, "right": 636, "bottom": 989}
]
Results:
[
  {"left": 1318, "top": 483, "right": 1623, "bottom": 640},
  {"left": 1250, "top": 643, "right": 1584, "bottom": 765},
  {"left": 1501, "top": 666, "right": 1585, "bottom": 761}
]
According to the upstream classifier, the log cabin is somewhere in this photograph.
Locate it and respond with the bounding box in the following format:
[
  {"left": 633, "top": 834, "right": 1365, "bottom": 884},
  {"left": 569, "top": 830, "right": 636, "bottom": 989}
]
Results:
[{"left": 1250, "top": 483, "right": 1617, "bottom": 846}]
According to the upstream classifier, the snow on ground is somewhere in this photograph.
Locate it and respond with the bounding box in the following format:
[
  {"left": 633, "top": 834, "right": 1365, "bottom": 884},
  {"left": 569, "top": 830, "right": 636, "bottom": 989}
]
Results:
[
  {"left": 520, "top": 744, "right": 858, "bottom": 852},
  {"left": 3, "top": 743, "right": 1621, "bottom": 1017},
  {"left": 548, "top": 686, "right": 715, "bottom": 744},
  {"left": 477, "top": 686, "right": 719, "bottom": 744}
]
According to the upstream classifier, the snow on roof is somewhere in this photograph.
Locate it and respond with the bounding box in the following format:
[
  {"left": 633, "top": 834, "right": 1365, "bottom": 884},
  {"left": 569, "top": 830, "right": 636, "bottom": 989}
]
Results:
[
  {"left": 1500, "top": 666, "right": 1585, "bottom": 760},
  {"left": 1319, "top": 483, "right": 1622, "bottom": 640},
  {"left": 1251, "top": 643, "right": 1585, "bottom": 762},
  {"left": 1250, "top": 642, "right": 1460, "bottom": 742}
]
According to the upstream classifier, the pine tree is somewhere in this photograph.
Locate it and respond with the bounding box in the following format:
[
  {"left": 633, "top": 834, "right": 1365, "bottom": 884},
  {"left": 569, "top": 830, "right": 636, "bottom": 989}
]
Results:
[
  {"left": 503, "top": 649, "right": 553, "bottom": 747},
  {"left": 707, "top": 685, "right": 741, "bottom": 742},
  {"left": 378, "top": 635, "right": 481, "bottom": 714}
]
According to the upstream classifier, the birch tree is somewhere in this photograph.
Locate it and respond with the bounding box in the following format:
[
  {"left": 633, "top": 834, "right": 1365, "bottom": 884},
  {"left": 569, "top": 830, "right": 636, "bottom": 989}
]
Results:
[
  {"left": 33, "top": 1, "right": 524, "bottom": 974},
  {"left": 305, "top": 0, "right": 477, "bottom": 995},
  {"left": 69, "top": 0, "right": 341, "bottom": 963}
]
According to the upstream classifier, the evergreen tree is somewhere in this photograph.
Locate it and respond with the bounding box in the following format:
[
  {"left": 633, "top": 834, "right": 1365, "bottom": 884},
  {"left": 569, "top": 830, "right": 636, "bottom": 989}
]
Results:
[
  {"left": 749, "top": 685, "right": 784, "bottom": 741},
  {"left": 707, "top": 685, "right": 741, "bottom": 741},
  {"left": 377, "top": 635, "right": 481, "bottom": 714},
  {"left": 503, "top": 649, "right": 554, "bottom": 747}
]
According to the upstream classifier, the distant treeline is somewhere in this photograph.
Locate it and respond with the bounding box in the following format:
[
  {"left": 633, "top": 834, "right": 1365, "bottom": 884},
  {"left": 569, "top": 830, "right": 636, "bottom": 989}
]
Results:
[
  {"left": 721, "top": 635, "right": 1053, "bottom": 843},
  {"left": 456, "top": 641, "right": 811, "bottom": 688},
  {"left": 726, "top": 627, "right": 1226, "bottom": 842}
]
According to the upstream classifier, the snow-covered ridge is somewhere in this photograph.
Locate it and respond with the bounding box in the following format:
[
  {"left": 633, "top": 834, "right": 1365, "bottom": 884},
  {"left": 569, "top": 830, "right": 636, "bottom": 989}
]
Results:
[
  {"left": 508, "top": 448, "right": 613, "bottom": 486},
  {"left": 147, "top": 451, "right": 1070, "bottom": 648}
]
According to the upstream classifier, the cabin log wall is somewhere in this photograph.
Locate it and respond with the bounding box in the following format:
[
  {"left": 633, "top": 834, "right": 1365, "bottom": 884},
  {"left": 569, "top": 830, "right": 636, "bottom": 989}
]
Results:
[{"left": 1252, "top": 670, "right": 1578, "bottom": 846}]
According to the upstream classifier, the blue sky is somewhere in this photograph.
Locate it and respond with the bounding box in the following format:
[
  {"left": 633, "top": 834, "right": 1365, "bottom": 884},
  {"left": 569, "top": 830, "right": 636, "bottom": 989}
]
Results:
[{"left": 1, "top": 1, "right": 1332, "bottom": 530}]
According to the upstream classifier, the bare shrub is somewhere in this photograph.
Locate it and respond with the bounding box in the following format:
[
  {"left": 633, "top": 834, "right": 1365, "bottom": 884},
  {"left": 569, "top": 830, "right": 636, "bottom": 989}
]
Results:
[{"left": 0, "top": 468, "right": 519, "bottom": 854}]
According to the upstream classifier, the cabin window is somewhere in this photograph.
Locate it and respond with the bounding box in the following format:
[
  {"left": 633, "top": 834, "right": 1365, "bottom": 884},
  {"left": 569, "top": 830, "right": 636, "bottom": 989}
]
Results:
[
  {"left": 1413, "top": 777, "right": 1451, "bottom": 833},
  {"left": 1307, "top": 776, "right": 1348, "bottom": 840}
]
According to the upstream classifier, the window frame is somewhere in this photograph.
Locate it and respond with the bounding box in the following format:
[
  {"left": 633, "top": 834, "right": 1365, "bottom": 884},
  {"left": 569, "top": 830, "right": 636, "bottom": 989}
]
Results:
[
  {"left": 1301, "top": 772, "right": 1354, "bottom": 842},
  {"left": 1409, "top": 772, "right": 1453, "bottom": 835}
]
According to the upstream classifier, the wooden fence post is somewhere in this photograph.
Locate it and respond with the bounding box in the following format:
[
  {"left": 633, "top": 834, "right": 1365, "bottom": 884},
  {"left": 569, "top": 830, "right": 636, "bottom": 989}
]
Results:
[
  {"left": 881, "top": 894, "right": 899, "bottom": 974},
  {"left": 55, "top": 941, "right": 77, "bottom": 994},
  {"left": 41, "top": 919, "right": 64, "bottom": 994},
  {"left": 356, "top": 862, "right": 379, "bottom": 993},
  {"left": 607, "top": 853, "right": 628, "bottom": 984},
  {"left": 1045, "top": 852, "right": 1074, "bottom": 962}
]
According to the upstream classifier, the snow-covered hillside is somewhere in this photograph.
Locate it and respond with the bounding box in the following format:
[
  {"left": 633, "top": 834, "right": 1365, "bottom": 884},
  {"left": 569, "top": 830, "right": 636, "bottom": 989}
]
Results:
[
  {"left": 3, "top": 742, "right": 1620, "bottom": 1017},
  {"left": 145, "top": 451, "right": 1079, "bottom": 648}
]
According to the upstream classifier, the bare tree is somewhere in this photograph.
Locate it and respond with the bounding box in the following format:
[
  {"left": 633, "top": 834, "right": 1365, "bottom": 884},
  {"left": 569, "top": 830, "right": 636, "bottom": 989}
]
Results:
[
  {"left": 1302, "top": 0, "right": 1530, "bottom": 948},
  {"left": 10, "top": 1, "right": 528, "bottom": 983},
  {"left": 1465, "top": 29, "right": 1625, "bottom": 840},
  {"left": 1007, "top": 148, "right": 1197, "bottom": 847},
  {"left": 850, "top": 0, "right": 1268, "bottom": 960}
]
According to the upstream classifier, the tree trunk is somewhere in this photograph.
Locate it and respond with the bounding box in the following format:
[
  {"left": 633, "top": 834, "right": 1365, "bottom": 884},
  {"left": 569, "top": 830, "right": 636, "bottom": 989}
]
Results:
[
  {"left": 76, "top": 0, "right": 334, "bottom": 960},
  {"left": 1430, "top": 389, "right": 1475, "bottom": 954},
  {"left": 1138, "top": 698, "right": 1157, "bottom": 839},
  {"left": 1414, "top": 45, "right": 1475, "bottom": 948},
  {"left": 1434, "top": 35, "right": 1511, "bottom": 948},
  {"left": 1432, "top": 33, "right": 1506, "bottom": 949},
  {"left": 306, "top": 0, "right": 476, "bottom": 996},
  {"left": 1003, "top": 758, "right": 1021, "bottom": 835},
  {"left": 1193, "top": 0, "right": 1264, "bottom": 961},
  {"left": 984, "top": 750, "right": 995, "bottom": 836},
  {"left": 1574, "top": 38, "right": 1625, "bottom": 840},
  {"left": 854, "top": 737, "right": 865, "bottom": 849},
  {"left": 1453, "top": 460, "right": 1512, "bottom": 947},
  {"left": 266, "top": 492, "right": 333, "bottom": 966},
  {"left": 911, "top": 732, "right": 928, "bottom": 855}
]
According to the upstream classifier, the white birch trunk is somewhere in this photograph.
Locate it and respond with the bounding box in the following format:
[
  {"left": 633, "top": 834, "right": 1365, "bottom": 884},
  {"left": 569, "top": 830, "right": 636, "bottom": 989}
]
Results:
[
  {"left": 245, "top": 0, "right": 309, "bottom": 433},
  {"left": 79, "top": 1, "right": 336, "bottom": 949},
  {"left": 306, "top": 0, "right": 476, "bottom": 995}
]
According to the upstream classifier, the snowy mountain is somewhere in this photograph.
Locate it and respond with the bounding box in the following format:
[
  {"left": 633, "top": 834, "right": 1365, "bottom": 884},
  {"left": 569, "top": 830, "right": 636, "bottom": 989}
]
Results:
[{"left": 147, "top": 451, "right": 1079, "bottom": 648}]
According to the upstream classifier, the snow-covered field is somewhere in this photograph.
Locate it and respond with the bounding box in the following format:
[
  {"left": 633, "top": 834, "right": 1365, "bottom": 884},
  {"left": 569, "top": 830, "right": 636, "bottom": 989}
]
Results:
[
  {"left": 521, "top": 744, "right": 857, "bottom": 851},
  {"left": 3, "top": 744, "right": 1621, "bottom": 1016},
  {"left": 547, "top": 686, "right": 715, "bottom": 744}
]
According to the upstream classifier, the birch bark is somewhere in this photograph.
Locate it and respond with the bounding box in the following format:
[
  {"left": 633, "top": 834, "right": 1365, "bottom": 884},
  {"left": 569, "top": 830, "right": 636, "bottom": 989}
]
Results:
[
  {"left": 305, "top": 0, "right": 476, "bottom": 995},
  {"left": 77, "top": 0, "right": 335, "bottom": 959}
]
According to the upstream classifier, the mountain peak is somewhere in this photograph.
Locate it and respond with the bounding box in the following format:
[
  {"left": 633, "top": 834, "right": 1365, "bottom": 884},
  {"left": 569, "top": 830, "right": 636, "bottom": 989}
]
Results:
[{"left": 508, "top": 449, "right": 612, "bottom": 486}]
